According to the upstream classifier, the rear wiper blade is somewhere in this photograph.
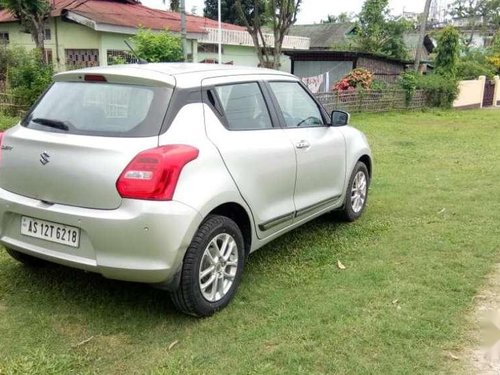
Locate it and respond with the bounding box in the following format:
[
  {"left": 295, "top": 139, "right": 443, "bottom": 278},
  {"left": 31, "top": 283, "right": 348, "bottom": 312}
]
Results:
[{"left": 31, "top": 118, "right": 70, "bottom": 131}]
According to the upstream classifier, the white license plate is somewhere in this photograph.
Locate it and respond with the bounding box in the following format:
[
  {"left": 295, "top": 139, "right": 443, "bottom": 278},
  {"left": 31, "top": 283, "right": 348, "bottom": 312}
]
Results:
[{"left": 21, "top": 216, "right": 80, "bottom": 248}]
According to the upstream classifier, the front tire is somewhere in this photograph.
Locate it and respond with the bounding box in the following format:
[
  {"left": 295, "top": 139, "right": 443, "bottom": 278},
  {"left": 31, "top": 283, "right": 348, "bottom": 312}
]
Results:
[
  {"left": 339, "top": 161, "right": 370, "bottom": 222},
  {"left": 171, "top": 215, "right": 245, "bottom": 317}
]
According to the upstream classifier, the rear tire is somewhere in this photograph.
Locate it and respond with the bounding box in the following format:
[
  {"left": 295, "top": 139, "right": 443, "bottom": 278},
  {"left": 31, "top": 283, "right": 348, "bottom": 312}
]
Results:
[
  {"left": 339, "top": 161, "right": 370, "bottom": 222},
  {"left": 5, "top": 248, "right": 49, "bottom": 267},
  {"left": 171, "top": 215, "right": 245, "bottom": 317}
]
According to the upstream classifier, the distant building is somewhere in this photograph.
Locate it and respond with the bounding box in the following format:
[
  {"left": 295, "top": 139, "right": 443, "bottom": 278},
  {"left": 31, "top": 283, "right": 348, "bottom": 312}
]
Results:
[
  {"left": 286, "top": 23, "right": 434, "bottom": 87},
  {"left": 449, "top": 17, "right": 495, "bottom": 48}
]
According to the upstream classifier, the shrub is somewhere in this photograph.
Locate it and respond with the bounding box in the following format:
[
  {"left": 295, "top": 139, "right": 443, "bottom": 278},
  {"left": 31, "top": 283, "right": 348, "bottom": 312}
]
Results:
[
  {"left": 457, "top": 59, "right": 496, "bottom": 80},
  {"left": 399, "top": 71, "right": 418, "bottom": 104},
  {"left": 131, "top": 28, "right": 183, "bottom": 63},
  {"left": 414, "top": 74, "right": 459, "bottom": 108},
  {"left": 371, "top": 79, "right": 388, "bottom": 91},
  {"left": 434, "top": 26, "right": 461, "bottom": 78},
  {"left": 7, "top": 47, "right": 53, "bottom": 109}
]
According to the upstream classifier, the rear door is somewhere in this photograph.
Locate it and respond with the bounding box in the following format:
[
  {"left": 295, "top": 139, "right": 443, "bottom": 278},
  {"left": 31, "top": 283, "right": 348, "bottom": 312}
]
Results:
[
  {"left": 202, "top": 76, "right": 296, "bottom": 238},
  {"left": 266, "top": 80, "right": 346, "bottom": 217},
  {"left": 0, "top": 79, "right": 172, "bottom": 209}
]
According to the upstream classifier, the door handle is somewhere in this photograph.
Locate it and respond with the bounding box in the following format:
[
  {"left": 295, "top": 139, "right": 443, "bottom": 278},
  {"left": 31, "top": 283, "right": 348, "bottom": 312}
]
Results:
[{"left": 296, "top": 140, "right": 310, "bottom": 149}]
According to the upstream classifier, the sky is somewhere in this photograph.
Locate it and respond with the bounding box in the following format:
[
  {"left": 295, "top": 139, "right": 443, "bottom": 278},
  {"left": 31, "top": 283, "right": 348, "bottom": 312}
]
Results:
[{"left": 140, "top": 0, "right": 450, "bottom": 24}]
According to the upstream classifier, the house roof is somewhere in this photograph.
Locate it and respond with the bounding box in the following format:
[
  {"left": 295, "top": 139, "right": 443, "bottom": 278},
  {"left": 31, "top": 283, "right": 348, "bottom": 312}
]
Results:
[
  {"left": 288, "top": 23, "right": 357, "bottom": 49},
  {"left": 288, "top": 23, "right": 435, "bottom": 59},
  {"left": 284, "top": 49, "right": 413, "bottom": 65},
  {"left": 0, "top": 0, "right": 245, "bottom": 34}
]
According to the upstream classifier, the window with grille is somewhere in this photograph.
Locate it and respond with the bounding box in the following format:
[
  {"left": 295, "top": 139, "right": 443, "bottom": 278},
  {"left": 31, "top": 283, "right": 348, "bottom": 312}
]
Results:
[{"left": 65, "top": 49, "right": 99, "bottom": 68}]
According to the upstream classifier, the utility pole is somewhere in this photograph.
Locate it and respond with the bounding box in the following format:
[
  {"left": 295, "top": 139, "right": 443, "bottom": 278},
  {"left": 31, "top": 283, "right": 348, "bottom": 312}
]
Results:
[
  {"left": 218, "top": 0, "right": 222, "bottom": 64},
  {"left": 414, "top": 0, "right": 433, "bottom": 72},
  {"left": 180, "top": 0, "right": 188, "bottom": 61}
]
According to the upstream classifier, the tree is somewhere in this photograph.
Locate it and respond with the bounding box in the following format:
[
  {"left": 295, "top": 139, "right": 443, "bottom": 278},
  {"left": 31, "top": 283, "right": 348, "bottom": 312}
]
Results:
[
  {"left": 170, "top": 0, "right": 180, "bottom": 12},
  {"left": 0, "top": 0, "right": 51, "bottom": 60},
  {"left": 355, "top": 0, "right": 411, "bottom": 60},
  {"left": 486, "top": 30, "right": 500, "bottom": 72},
  {"left": 235, "top": 0, "right": 301, "bottom": 69},
  {"left": 434, "top": 26, "right": 461, "bottom": 77},
  {"left": 449, "top": 0, "right": 499, "bottom": 48},
  {"left": 204, "top": 0, "right": 261, "bottom": 26},
  {"left": 321, "top": 12, "right": 354, "bottom": 24},
  {"left": 131, "top": 28, "right": 183, "bottom": 63}
]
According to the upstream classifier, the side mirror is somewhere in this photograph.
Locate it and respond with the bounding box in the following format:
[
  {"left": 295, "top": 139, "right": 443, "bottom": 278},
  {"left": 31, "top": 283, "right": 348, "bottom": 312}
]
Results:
[{"left": 331, "top": 110, "right": 350, "bottom": 126}]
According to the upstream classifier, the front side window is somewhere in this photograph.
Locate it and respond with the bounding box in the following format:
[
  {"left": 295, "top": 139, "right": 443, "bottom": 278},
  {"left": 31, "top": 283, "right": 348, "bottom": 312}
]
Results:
[
  {"left": 22, "top": 82, "right": 172, "bottom": 137},
  {"left": 269, "top": 82, "right": 324, "bottom": 128},
  {"left": 215, "top": 82, "right": 273, "bottom": 130}
]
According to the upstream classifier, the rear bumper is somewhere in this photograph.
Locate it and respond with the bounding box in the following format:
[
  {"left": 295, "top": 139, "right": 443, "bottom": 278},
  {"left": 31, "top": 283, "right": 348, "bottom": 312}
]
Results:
[{"left": 0, "top": 188, "right": 203, "bottom": 286}]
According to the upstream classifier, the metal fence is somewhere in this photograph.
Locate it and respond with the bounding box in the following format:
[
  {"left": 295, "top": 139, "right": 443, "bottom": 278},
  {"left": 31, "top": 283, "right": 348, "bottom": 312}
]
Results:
[
  {"left": 315, "top": 89, "right": 428, "bottom": 113},
  {"left": 0, "top": 89, "right": 429, "bottom": 119}
]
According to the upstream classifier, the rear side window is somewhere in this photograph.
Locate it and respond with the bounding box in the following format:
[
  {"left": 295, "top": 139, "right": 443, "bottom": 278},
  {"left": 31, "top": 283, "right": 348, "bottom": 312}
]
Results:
[
  {"left": 22, "top": 82, "right": 172, "bottom": 137},
  {"left": 214, "top": 82, "right": 273, "bottom": 130}
]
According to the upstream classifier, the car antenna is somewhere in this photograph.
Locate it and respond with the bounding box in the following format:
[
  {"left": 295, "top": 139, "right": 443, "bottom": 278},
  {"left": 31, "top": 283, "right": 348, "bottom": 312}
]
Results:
[{"left": 124, "top": 40, "right": 148, "bottom": 64}]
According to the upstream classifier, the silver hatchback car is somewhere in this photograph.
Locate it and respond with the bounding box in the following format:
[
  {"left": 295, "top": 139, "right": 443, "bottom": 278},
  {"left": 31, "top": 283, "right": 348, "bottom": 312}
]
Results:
[{"left": 0, "top": 64, "right": 371, "bottom": 316}]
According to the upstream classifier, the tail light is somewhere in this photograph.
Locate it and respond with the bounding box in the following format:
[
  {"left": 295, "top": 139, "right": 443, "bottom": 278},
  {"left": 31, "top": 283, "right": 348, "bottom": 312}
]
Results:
[{"left": 116, "top": 145, "right": 199, "bottom": 200}]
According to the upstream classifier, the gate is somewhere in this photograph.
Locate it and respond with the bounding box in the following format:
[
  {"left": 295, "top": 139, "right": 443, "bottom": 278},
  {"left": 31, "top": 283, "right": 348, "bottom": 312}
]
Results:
[{"left": 483, "top": 80, "right": 495, "bottom": 107}]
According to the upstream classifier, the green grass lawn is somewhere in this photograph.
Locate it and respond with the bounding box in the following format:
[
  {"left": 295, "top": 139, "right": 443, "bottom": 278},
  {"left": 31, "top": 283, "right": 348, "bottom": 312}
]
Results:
[{"left": 0, "top": 109, "right": 499, "bottom": 374}]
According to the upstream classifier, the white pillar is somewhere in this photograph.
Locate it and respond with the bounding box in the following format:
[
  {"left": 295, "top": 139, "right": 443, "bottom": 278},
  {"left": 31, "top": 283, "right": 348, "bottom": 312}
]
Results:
[
  {"left": 478, "top": 75, "right": 486, "bottom": 108},
  {"left": 493, "top": 75, "right": 500, "bottom": 107}
]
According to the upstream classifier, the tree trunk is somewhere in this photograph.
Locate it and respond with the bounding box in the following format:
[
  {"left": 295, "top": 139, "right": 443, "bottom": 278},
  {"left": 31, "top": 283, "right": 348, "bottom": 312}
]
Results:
[
  {"left": 414, "top": 0, "right": 432, "bottom": 72},
  {"left": 31, "top": 18, "right": 47, "bottom": 64}
]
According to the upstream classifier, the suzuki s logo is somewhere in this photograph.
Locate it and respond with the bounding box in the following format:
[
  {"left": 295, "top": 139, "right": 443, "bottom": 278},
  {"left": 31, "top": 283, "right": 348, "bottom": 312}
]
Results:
[{"left": 40, "top": 151, "right": 50, "bottom": 165}]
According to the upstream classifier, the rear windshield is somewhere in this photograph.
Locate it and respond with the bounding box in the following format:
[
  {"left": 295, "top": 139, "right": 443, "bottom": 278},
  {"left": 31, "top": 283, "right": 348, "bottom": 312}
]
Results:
[{"left": 21, "top": 82, "right": 172, "bottom": 137}]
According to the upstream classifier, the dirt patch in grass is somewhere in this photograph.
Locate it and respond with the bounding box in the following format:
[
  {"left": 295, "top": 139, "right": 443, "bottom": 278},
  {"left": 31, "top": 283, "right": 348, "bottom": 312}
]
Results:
[{"left": 466, "top": 264, "right": 500, "bottom": 374}]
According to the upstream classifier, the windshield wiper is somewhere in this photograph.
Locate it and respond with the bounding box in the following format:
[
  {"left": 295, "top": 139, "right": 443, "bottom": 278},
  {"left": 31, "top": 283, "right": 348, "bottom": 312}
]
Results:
[{"left": 31, "top": 118, "right": 70, "bottom": 131}]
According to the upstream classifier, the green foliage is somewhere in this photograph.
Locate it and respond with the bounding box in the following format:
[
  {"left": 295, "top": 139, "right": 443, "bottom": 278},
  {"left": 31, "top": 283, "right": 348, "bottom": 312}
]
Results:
[
  {"left": 204, "top": 0, "right": 265, "bottom": 26},
  {"left": 355, "top": 0, "right": 411, "bottom": 60},
  {"left": 486, "top": 31, "right": 500, "bottom": 72},
  {"left": 399, "top": 71, "right": 418, "bottom": 104},
  {"left": 398, "top": 71, "right": 459, "bottom": 108},
  {"left": 108, "top": 55, "right": 127, "bottom": 66},
  {"left": 131, "top": 28, "right": 183, "bottom": 63},
  {"left": 169, "top": 0, "right": 179, "bottom": 11},
  {"left": 7, "top": 47, "right": 53, "bottom": 109},
  {"left": 371, "top": 79, "right": 388, "bottom": 90},
  {"left": 415, "top": 74, "right": 459, "bottom": 108},
  {"left": 0, "top": 45, "right": 16, "bottom": 82},
  {"left": 457, "top": 49, "right": 496, "bottom": 79},
  {"left": 456, "top": 60, "right": 495, "bottom": 79},
  {"left": 434, "top": 26, "right": 461, "bottom": 78}
]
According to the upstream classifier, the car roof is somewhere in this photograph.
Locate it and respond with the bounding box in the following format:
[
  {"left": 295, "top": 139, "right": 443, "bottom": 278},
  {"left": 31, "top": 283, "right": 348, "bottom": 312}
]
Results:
[{"left": 55, "top": 63, "right": 297, "bottom": 88}]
